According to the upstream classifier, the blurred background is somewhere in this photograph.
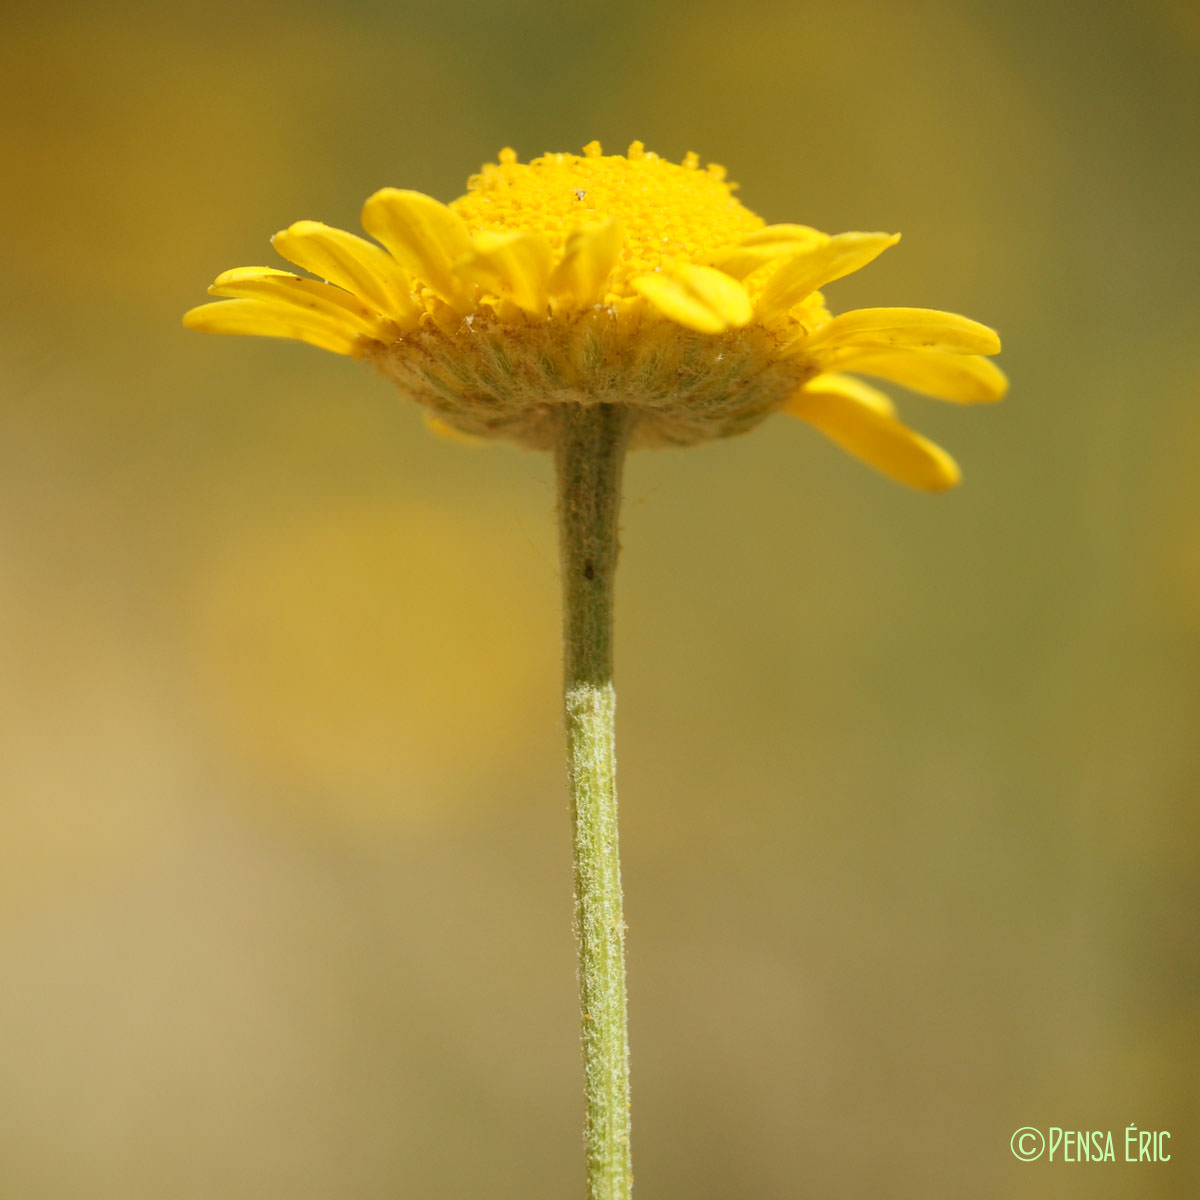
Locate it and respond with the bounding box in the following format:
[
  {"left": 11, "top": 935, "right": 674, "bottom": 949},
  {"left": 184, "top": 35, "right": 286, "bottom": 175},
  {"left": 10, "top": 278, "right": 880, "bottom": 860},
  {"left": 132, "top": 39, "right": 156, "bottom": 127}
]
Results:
[{"left": 2, "top": 0, "right": 1197, "bottom": 1196}]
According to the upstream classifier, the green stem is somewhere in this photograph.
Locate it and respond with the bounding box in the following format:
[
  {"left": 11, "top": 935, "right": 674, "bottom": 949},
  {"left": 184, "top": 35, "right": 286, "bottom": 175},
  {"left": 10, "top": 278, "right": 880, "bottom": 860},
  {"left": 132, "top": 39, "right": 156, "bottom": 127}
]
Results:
[{"left": 555, "top": 402, "right": 634, "bottom": 1200}]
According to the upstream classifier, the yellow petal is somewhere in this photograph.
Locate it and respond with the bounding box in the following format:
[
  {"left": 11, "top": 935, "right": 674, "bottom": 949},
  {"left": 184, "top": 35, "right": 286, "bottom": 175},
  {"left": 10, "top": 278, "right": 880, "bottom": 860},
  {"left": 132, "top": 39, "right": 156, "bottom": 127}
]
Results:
[
  {"left": 209, "top": 266, "right": 384, "bottom": 333},
  {"left": 833, "top": 350, "right": 1009, "bottom": 404},
  {"left": 800, "top": 372, "right": 897, "bottom": 417},
  {"left": 457, "top": 230, "right": 553, "bottom": 314},
  {"left": 631, "top": 264, "right": 753, "bottom": 333},
  {"left": 548, "top": 218, "right": 623, "bottom": 306},
  {"left": 785, "top": 382, "right": 961, "bottom": 491},
  {"left": 270, "top": 221, "right": 416, "bottom": 321},
  {"left": 360, "top": 188, "right": 473, "bottom": 305},
  {"left": 706, "top": 224, "right": 830, "bottom": 281},
  {"left": 757, "top": 232, "right": 900, "bottom": 321},
  {"left": 182, "top": 299, "right": 362, "bottom": 356},
  {"left": 423, "top": 412, "right": 483, "bottom": 445},
  {"left": 807, "top": 307, "right": 1001, "bottom": 356}
]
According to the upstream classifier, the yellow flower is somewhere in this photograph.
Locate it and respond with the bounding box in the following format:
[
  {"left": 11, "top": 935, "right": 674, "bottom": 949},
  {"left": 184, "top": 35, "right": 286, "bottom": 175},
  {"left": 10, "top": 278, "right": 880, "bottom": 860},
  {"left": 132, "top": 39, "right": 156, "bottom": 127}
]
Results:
[{"left": 185, "top": 141, "right": 1005, "bottom": 490}]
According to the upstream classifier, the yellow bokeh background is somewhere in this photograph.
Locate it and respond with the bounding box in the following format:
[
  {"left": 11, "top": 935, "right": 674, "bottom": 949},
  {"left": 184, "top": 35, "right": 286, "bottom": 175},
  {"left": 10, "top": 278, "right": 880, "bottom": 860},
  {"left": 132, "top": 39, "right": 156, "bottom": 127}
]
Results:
[{"left": 2, "top": 1, "right": 1197, "bottom": 1196}]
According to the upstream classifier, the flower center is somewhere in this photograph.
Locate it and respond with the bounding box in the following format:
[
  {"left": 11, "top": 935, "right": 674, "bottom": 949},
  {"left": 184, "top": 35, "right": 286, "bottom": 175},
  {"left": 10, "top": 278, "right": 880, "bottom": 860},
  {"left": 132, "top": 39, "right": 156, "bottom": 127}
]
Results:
[{"left": 449, "top": 141, "right": 764, "bottom": 297}]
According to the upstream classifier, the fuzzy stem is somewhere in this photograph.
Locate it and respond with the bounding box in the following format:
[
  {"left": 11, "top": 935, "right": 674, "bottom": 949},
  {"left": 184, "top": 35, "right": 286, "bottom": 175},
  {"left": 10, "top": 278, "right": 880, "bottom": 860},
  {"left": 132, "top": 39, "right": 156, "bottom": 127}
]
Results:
[{"left": 555, "top": 402, "right": 634, "bottom": 1200}]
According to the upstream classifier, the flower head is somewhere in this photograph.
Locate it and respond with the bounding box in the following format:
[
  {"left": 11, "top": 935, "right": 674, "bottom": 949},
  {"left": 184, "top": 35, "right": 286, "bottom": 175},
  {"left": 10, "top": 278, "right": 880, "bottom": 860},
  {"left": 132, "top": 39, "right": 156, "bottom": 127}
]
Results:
[{"left": 185, "top": 141, "right": 1004, "bottom": 489}]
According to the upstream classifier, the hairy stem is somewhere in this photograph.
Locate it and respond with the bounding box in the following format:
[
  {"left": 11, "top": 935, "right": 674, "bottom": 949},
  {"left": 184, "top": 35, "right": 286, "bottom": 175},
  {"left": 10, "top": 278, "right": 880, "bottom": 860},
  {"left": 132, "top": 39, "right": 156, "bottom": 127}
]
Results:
[{"left": 555, "top": 402, "right": 634, "bottom": 1200}]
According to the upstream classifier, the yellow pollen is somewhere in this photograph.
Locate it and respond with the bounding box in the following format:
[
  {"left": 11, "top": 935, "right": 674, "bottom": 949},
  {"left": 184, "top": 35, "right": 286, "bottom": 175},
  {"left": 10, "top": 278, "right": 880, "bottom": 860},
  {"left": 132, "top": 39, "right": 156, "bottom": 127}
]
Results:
[{"left": 450, "top": 141, "right": 763, "bottom": 297}]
